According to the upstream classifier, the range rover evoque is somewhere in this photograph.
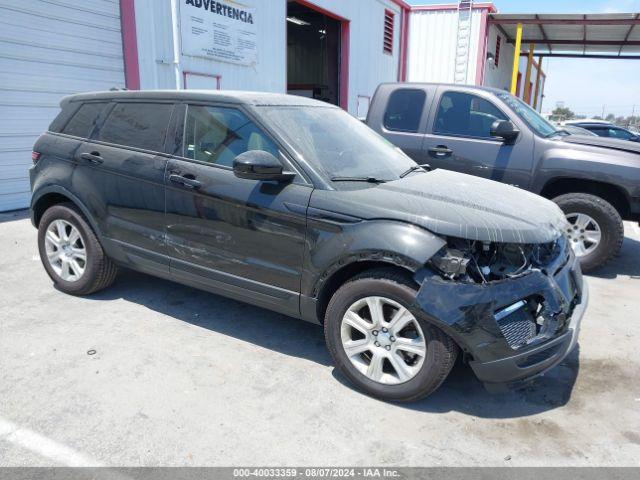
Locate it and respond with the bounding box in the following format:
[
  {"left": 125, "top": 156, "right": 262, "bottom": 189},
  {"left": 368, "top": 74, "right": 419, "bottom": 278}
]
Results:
[{"left": 30, "top": 90, "right": 588, "bottom": 401}]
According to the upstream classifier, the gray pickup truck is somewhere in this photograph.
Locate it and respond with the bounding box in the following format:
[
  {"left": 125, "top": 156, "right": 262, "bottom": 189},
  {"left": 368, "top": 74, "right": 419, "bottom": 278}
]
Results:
[{"left": 367, "top": 83, "right": 640, "bottom": 272}]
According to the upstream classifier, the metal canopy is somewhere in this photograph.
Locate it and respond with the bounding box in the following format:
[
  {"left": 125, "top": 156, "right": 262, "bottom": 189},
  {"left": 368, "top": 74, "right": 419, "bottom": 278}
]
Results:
[{"left": 489, "top": 13, "right": 640, "bottom": 58}]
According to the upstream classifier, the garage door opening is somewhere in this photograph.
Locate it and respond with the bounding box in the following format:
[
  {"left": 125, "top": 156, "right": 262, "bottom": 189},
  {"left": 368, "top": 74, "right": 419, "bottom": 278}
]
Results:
[{"left": 286, "top": 1, "right": 349, "bottom": 109}]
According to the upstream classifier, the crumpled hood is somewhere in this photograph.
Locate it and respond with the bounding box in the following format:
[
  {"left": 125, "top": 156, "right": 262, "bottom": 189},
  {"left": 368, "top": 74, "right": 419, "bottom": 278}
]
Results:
[
  {"left": 561, "top": 134, "right": 640, "bottom": 155},
  {"left": 311, "top": 169, "right": 568, "bottom": 244}
]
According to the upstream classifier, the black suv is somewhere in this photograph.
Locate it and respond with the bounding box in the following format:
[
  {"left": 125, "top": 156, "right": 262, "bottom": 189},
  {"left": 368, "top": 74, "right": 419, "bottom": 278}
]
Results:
[{"left": 30, "top": 90, "right": 587, "bottom": 401}]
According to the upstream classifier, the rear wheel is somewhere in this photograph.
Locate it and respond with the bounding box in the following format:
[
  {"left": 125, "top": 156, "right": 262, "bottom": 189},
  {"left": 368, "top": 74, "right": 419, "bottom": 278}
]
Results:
[
  {"left": 553, "top": 193, "right": 624, "bottom": 272},
  {"left": 38, "top": 203, "right": 118, "bottom": 295},
  {"left": 324, "top": 268, "right": 458, "bottom": 402}
]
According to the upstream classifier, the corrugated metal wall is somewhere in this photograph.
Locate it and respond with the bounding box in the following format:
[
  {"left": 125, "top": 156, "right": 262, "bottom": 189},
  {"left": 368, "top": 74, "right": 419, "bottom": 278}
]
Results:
[
  {"left": 483, "top": 23, "right": 516, "bottom": 91},
  {"left": 0, "top": 0, "right": 125, "bottom": 212},
  {"left": 134, "top": 0, "right": 403, "bottom": 114},
  {"left": 406, "top": 8, "right": 483, "bottom": 85}
]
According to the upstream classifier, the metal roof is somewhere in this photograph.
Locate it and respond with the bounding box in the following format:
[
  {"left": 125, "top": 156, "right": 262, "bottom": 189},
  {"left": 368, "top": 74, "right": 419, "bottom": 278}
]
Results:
[{"left": 488, "top": 13, "right": 640, "bottom": 58}]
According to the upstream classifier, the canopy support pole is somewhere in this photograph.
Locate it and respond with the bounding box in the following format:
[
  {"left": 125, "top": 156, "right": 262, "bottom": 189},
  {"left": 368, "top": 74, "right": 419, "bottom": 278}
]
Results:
[
  {"left": 523, "top": 43, "right": 535, "bottom": 104},
  {"left": 510, "top": 23, "right": 523, "bottom": 95},
  {"left": 533, "top": 55, "right": 543, "bottom": 109}
]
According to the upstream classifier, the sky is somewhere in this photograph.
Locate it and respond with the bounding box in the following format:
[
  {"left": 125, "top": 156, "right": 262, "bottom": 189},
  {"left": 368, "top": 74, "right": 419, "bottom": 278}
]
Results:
[{"left": 406, "top": 0, "right": 640, "bottom": 117}]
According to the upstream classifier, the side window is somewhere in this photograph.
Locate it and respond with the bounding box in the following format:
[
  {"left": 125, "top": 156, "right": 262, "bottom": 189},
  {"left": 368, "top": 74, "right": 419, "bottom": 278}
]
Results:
[
  {"left": 383, "top": 89, "right": 426, "bottom": 133},
  {"left": 62, "top": 102, "right": 108, "bottom": 138},
  {"left": 183, "top": 105, "right": 279, "bottom": 167},
  {"left": 608, "top": 128, "right": 633, "bottom": 140},
  {"left": 98, "top": 103, "right": 173, "bottom": 151},
  {"left": 589, "top": 127, "right": 609, "bottom": 137},
  {"left": 434, "top": 91, "right": 508, "bottom": 138}
]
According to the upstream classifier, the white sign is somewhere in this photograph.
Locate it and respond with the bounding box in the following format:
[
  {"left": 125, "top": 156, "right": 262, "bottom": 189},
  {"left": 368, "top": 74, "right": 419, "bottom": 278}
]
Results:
[{"left": 180, "top": 0, "right": 258, "bottom": 66}]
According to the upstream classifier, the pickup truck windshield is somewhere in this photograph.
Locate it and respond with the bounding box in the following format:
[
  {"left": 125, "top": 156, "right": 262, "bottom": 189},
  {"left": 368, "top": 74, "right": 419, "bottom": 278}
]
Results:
[
  {"left": 496, "top": 92, "right": 558, "bottom": 138},
  {"left": 258, "top": 106, "right": 416, "bottom": 184}
]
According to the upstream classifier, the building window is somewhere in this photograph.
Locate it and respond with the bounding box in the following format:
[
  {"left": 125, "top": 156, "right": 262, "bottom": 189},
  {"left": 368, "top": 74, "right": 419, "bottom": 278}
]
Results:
[
  {"left": 383, "top": 10, "right": 394, "bottom": 55},
  {"left": 495, "top": 36, "right": 501, "bottom": 68}
]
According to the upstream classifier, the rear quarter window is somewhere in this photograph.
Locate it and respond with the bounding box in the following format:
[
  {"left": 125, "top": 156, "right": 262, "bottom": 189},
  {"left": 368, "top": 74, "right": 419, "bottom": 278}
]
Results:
[
  {"left": 383, "top": 89, "right": 426, "bottom": 133},
  {"left": 61, "top": 102, "right": 109, "bottom": 138},
  {"left": 98, "top": 102, "right": 174, "bottom": 152}
]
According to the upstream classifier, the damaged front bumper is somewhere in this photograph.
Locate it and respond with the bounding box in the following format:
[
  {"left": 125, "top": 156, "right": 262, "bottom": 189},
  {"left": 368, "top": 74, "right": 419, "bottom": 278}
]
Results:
[{"left": 414, "top": 244, "right": 587, "bottom": 391}]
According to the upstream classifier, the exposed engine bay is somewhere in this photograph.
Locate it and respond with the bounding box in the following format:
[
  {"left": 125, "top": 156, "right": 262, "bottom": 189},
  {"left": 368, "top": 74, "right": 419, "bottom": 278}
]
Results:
[{"left": 429, "top": 235, "right": 567, "bottom": 283}]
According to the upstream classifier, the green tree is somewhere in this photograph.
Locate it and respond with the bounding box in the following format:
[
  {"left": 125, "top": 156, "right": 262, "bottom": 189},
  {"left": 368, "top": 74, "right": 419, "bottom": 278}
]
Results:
[{"left": 551, "top": 106, "right": 575, "bottom": 121}]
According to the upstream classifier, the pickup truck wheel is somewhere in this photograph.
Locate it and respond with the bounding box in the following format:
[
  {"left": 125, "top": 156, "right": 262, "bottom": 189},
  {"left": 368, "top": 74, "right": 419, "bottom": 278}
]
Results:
[
  {"left": 324, "top": 268, "right": 458, "bottom": 402},
  {"left": 38, "top": 203, "right": 118, "bottom": 295},
  {"left": 553, "top": 193, "right": 624, "bottom": 272}
]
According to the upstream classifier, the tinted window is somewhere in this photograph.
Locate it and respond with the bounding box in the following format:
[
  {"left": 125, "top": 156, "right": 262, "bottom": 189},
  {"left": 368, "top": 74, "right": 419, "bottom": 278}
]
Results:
[
  {"left": 588, "top": 127, "right": 609, "bottom": 137},
  {"left": 608, "top": 128, "right": 634, "bottom": 140},
  {"left": 383, "top": 89, "right": 426, "bottom": 132},
  {"left": 435, "top": 92, "right": 508, "bottom": 137},
  {"left": 99, "top": 103, "right": 173, "bottom": 151},
  {"left": 184, "top": 105, "right": 278, "bottom": 167},
  {"left": 62, "top": 102, "right": 108, "bottom": 138}
]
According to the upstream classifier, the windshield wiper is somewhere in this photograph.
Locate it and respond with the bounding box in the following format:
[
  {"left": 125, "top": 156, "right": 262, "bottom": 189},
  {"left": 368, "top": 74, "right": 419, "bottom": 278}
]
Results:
[
  {"left": 399, "top": 164, "right": 430, "bottom": 178},
  {"left": 330, "top": 176, "right": 388, "bottom": 184}
]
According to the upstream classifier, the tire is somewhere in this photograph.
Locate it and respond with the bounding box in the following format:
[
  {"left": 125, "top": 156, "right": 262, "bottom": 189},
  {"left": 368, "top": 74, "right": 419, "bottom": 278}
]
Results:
[
  {"left": 324, "top": 268, "right": 458, "bottom": 402},
  {"left": 38, "top": 203, "right": 118, "bottom": 295},
  {"left": 553, "top": 193, "right": 624, "bottom": 273}
]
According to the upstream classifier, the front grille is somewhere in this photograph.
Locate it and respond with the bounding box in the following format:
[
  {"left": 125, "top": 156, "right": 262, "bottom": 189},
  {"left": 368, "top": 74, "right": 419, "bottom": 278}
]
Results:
[{"left": 496, "top": 307, "right": 537, "bottom": 349}]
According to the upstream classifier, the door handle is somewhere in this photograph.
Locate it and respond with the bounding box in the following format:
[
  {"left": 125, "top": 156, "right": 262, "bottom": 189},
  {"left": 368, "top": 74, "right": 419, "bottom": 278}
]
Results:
[
  {"left": 80, "top": 152, "right": 103, "bottom": 164},
  {"left": 169, "top": 174, "right": 202, "bottom": 190},
  {"left": 428, "top": 146, "right": 453, "bottom": 158}
]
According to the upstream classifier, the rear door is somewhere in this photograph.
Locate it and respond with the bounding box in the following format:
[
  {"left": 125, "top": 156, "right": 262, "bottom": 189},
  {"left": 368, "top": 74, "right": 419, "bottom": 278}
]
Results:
[
  {"left": 422, "top": 88, "right": 534, "bottom": 188},
  {"left": 164, "top": 103, "right": 312, "bottom": 316},
  {"left": 73, "top": 101, "right": 174, "bottom": 272}
]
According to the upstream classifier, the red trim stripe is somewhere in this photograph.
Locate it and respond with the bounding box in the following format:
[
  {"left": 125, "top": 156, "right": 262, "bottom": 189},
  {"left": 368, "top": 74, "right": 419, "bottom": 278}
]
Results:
[{"left": 119, "top": 0, "right": 140, "bottom": 90}]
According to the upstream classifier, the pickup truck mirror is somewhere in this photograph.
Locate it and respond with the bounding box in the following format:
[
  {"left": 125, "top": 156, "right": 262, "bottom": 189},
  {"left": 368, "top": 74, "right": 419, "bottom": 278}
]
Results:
[
  {"left": 490, "top": 120, "right": 520, "bottom": 144},
  {"left": 233, "top": 150, "right": 295, "bottom": 182}
]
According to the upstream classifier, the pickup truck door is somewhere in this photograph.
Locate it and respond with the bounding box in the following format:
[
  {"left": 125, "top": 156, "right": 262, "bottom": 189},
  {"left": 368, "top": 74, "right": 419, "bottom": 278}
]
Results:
[{"left": 422, "top": 87, "right": 534, "bottom": 189}]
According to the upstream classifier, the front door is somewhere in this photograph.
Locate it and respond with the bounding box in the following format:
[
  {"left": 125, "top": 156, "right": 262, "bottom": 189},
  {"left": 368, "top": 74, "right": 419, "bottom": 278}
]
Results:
[
  {"left": 165, "top": 104, "right": 311, "bottom": 316},
  {"left": 423, "top": 89, "right": 534, "bottom": 189}
]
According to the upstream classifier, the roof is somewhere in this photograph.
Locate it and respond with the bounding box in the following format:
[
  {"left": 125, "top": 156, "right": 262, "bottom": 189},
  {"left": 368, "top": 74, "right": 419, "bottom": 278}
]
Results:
[
  {"left": 488, "top": 13, "right": 640, "bottom": 58},
  {"left": 62, "top": 90, "right": 337, "bottom": 108}
]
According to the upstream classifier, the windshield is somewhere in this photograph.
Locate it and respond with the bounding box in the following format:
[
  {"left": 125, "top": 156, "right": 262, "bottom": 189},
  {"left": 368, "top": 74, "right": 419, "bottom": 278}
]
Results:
[
  {"left": 496, "top": 92, "right": 558, "bottom": 137},
  {"left": 257, "top": 106, "right": 416, "bottom": 184}
]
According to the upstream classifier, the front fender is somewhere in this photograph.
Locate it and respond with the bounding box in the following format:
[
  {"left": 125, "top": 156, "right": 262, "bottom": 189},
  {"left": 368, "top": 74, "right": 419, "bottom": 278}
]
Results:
[
  {"left": 532, "top": 142, "right": 640, "bottom": 196},
  {"left": 303, "top": 219, "right": 446, "bottom": 298}
]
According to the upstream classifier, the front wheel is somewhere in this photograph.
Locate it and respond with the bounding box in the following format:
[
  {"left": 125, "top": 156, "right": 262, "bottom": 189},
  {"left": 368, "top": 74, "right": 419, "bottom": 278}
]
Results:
[
  {"left": 553, "top": 193, "right": 624, "bottom": 273},
  {"left": 324, "top": 268, "right": 458, "bottom": 402}
]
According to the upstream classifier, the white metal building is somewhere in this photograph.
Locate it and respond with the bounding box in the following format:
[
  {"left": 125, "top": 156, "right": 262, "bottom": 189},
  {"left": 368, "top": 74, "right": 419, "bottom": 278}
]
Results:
[
  {"left": 0, "top": 0, "right": 410, "bottom": 212},
  {"left": 0, "top": 0, "right": 126, "bottom": 211},
  {"left": 1, "top": 1, "right": 638, "bottom": 212}
]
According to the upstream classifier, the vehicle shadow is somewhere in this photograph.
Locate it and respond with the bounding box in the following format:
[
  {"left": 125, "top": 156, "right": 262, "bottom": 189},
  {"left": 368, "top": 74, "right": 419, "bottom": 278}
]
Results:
[
  {"left": 0, "top": 208, "right": 30, "bottom": 224},
  {"left": 83, "top": 270, "right": 333, "bottom": 367},
  {"left": 587, "top": 231, "right": 640, "bottom": 280},
  {"left": 331, "top": 347, "right": 580, "bottom": 418},
  {"left": 83, "top": 270, "right": 579, "bottom": 418}
]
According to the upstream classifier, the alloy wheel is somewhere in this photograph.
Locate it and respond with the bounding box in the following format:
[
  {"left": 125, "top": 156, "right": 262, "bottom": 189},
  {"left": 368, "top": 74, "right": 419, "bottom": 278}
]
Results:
[
  {"left": 565, "top": 213, "right": 602, "bottom": 258},
  {"left": 44, "top": 219, "right": 87, "bottom": 282},
  {"left": 340, "top": 296, "right": 427, "bottom": 385}
]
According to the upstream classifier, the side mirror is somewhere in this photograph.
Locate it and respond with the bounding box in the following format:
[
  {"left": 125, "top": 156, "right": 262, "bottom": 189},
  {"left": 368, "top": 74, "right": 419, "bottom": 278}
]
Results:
[
  {"left": 233, "top": 150, "right": 295, "bottom": 182},
  {"left": 490, "top": 120, "right": 520, "bottom": 144}
]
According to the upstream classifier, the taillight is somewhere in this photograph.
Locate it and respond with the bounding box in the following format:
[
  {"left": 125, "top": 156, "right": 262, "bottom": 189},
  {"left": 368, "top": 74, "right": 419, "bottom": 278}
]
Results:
[{"left": 32, "top": 151, "right": 41, "bottom": 164}]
